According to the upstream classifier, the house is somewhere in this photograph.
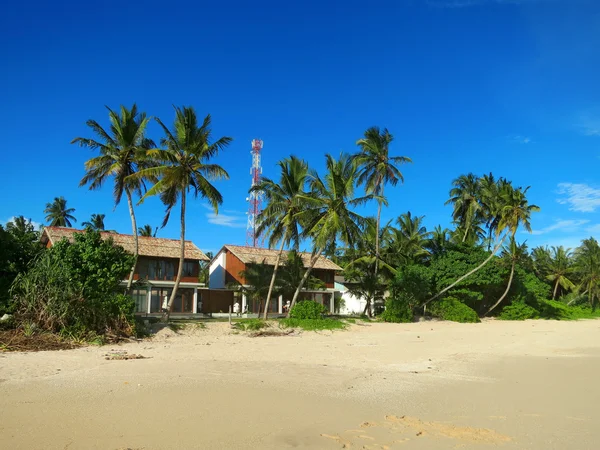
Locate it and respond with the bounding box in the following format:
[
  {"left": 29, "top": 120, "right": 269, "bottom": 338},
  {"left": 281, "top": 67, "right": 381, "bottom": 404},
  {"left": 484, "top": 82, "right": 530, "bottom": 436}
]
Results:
[
  {"left": 209, "top": 244, "right": 342, "bottom": 315},
  {"left": 40, "top": 227, "right": 209, "bottom": 315}
]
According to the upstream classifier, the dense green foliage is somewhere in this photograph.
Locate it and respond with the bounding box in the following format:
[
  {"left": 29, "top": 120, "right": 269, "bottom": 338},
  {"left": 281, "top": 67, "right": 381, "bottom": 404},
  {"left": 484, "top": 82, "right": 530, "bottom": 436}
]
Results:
[
  {"left": 380, "top": 297, "right": 413, "bottom": 323},
  {"left": 430, "top": 297, "right": 480, "bottom": 323},
  {"left": 11, "top": 230, "right": 135, "bottom": 336},
  {"left": 498, "top": 301, "right": 540, "bottom": 320},
  {"left": 289, "top": 300, "right": 327, "bottom": 319}
]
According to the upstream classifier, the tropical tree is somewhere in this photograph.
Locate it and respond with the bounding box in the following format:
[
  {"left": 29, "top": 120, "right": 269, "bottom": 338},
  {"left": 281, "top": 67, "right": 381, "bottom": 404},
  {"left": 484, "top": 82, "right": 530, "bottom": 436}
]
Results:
[
  {"left": 287, "top": 153, "right": 368, "bottom": 316},
  {"left": 138, "top": 224, "right": 157, "bottom": 237},
  {"left": 574, "top": 238, "right": 600, "bottom": 309},
  {"left": 485, "top": 237, "right": 528, "bottom": 315},
  {"left": 445, "top": 173, "right": 482, "bottom": 243},
  {"left": 424, "top": 183, "right": 539, "bottom": 306},
  {"left": 238, "top": 261, "right": 275, "bottom": 315},
  {"left": 388, "top": 212, "right": 431, "bottom": 265},
  {"left": 425, "top": 225, "right": 451, "bottom": 257},
  {"left": 72, "top": 104, "right": 153, "bottom": 291},
  {"left": 253, "top": 156, "right": 309, "bottom": 319},
  {"left": 134, "top": 106, "right": 231, "bottom": 320},
  {"left": 82, "top": 213, "right": 106, "bottom": 231},
  {"left": 278, "top": 250, "right": 325, "bottom": 302},
  {"left": 546, "top": 246, "right": 575, "bottom": 300},
  {"left": 44, "top": 197, "right": 77, "bottom": 227},
  {"left": 354, "top": 127, "right": 411, "bottom": 278},
  {"left": 531, "top": 246, "right": 552, "bottom": 278}
]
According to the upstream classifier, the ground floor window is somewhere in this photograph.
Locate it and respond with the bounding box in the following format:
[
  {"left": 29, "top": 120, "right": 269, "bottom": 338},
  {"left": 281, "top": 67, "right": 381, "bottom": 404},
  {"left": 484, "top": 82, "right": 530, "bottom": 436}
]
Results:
[
  {"left": 150, "top": 287, "right": 195, "bottom": 313},
  {"left": 132, "top": 288, "right": 148, "bottom": 313}
]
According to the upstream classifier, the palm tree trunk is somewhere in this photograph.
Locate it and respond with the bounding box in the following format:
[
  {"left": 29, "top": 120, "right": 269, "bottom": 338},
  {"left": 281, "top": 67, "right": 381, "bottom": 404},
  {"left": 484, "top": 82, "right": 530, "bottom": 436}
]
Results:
[
  {"left": 423, "top": 234, "right": 507, "bottom": 307},
  {"left": 165, "top": 189, "right": 186, "bottom": 322},
  {"left": 552, "top": 279, "right": 560, "bottom": 300},
  {"left": 263, "top": 239, "right": 286, "bottom": 319},
  {"left": 125, "top": 190, "right": 138, "bottom": 293},
  {"left": 485, "top": 260, "right": 515, "bottom": 316},
  {"left": 286, "top": 248, "right": 322, "bottom": 318}
]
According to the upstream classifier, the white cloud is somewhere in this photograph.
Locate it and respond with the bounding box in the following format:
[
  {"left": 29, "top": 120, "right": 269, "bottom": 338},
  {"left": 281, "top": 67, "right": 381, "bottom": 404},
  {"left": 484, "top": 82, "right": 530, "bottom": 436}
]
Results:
[
  {"left": 205, "top": 212, "right": 247, "bottom": 228},
  {"left": 531, "top": 219, "right": 590, "bottom": 235},
  {"left": 585, "top": 224, "right": 600, "bottom": 234},
  {"left": 508, "top": 135, "right": 532, "bottom": 144},
  {"left": 557, "top": 183, "right": 600, "bottom": 212},
  {"left": 1, "top": 216, "right": 43, "bottom": 230}
]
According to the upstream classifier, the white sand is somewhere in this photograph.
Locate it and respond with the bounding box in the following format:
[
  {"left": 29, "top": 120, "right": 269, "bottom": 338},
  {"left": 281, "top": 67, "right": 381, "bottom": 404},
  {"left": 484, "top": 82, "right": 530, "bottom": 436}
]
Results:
[{"left": 2, "top": 319, "right": 600, "bottom": 449}]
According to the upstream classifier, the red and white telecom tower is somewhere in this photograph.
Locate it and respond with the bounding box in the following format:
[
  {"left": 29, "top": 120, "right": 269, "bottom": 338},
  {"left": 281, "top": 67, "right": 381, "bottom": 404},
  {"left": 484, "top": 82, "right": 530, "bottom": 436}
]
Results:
[{"left": 246, "top": 139, "right": 264, "bottom": 247}]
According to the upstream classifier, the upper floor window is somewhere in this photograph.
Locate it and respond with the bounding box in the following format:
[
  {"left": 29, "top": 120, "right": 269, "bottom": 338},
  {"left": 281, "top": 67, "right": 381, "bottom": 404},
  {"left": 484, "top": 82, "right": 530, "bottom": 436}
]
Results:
[{"left": 183, "top": 261, "right": 197, "bottom": 278}]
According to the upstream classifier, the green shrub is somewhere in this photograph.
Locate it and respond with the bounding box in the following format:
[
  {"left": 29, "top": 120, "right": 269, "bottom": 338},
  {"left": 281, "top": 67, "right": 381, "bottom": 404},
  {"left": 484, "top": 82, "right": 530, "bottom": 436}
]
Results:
[
  {"left": 380, "top": 296, "right": 413, "bottom": 323},
  {"left": 234, "top": 319, "right": 268, "bottom": 331},
  {"left": 289, "top": 300, "right": 326, "bottom": 320},
  {"left": 280, "top": 318, "right": 346, "bottom": 331},
  {"left": 539, "top": 300, "right": 600, "bottom": 320},
  {"left": 498, "top": 302, "right": 540, "bottom": 321},
  {"left": 10, "top": 230, "right": 135, "bottom": 337},
  {"left": 431, "top": 297, "right": 480, "bottom": 323}
]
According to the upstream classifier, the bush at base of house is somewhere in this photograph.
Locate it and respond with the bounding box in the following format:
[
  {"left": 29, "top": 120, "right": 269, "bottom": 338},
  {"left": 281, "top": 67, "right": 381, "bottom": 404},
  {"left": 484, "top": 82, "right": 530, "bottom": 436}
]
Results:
[
  {"left": 431, "top": 297, "right": 480, "bottom": 323},
  {"left": 498, "top": 302, "right": 540, "bottom": 321},
  {"left": 289, "top": 300, "right": 326, "bottom": 320},
  {"left": 380, "top": 297, "right": 413, "bottom": 323},
  {"left": 10, "top": 230, "right": 135, "bottom": 338}
]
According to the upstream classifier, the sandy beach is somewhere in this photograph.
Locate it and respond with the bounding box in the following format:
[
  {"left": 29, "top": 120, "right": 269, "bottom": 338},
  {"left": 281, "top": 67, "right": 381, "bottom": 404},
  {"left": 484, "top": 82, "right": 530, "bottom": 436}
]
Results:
[{"left": 2, "top": 319, "right": 600, "bottom": 449}]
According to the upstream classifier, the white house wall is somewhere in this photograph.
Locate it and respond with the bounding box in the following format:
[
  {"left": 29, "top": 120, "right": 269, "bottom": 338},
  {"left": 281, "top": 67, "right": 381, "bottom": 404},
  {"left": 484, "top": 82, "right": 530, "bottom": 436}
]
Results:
[{"left": 209, "top": 252, "right": 226, "bottom": 289}]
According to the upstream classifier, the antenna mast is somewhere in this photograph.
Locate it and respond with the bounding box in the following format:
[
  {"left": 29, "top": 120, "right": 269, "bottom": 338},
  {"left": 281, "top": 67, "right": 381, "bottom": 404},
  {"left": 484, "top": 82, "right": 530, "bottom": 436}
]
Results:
[{"left": 246, "top": 139, "right": 263, "bottom": 247}]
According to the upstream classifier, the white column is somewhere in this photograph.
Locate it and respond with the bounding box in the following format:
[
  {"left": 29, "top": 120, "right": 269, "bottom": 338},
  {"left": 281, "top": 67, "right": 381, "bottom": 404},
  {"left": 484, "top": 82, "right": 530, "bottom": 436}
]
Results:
[
  {"left": 193, "top": 288, "right": 198, "bottom": 314},
  {"left": 146, "top": 288, "right": 152, "bottom": 314},
  {"left": 278, "top": 295, "right": 283, "bottom": 314},
  {"left": 242, "top": 294, "right": 247, "bottom": 316},
  {"left": 330, "top": 292, "right": 335, "bottom": 314}
]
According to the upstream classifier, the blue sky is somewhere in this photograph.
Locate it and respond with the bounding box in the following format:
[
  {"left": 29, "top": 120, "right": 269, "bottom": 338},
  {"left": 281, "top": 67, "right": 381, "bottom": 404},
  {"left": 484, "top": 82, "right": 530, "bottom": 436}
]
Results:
[{"left": 1, "top": 0, "right": 599, "bottom": 253}]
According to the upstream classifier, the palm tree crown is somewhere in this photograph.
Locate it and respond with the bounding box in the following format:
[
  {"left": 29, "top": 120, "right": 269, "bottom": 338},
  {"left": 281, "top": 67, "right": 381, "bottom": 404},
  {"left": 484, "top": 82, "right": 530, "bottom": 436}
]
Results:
[
  {"left": 44, "top": 197, "right": 76, "bottom": 227},
  {"left": 82, "top": 214, "right": 105, "bottom": 231}
]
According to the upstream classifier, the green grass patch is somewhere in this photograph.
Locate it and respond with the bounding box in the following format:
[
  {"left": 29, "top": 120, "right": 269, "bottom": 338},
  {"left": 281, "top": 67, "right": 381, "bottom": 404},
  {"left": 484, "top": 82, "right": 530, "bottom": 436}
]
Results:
[
  {"left": 233, "top": 319, "right": 269, "bottom": 331},
  {"left": 279, "top": 318, "right": 347, "bottom": 331},
  {"left": 540, "top": 300, "right": 600, "bottom": 320}
]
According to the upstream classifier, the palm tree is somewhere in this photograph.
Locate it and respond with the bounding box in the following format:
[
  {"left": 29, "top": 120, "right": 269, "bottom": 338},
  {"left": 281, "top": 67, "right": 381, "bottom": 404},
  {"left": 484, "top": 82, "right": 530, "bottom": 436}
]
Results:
[
  {"left": 390, "top": 212, "right": 431, "bottom": 265},
  {"left": 288, "top": 153, "right": 368, "bottom": 316},
  {"left": 424, "top": 184, "right": 540, "bottom": 306},
  {"left": 253, "top": 156, "right": 309, "bottom": 319},
  {"left": 445, "top": 173, "right": 482, "bottom": 243},
  {"left": 82, "top": 213, "right": 106, "bottom": 231},
  {"left": 72, "top": 104, "right": 153, "bottom": 291},
  {"left": 238, "top": 261, "right": 275, "bottom": 315},
  {"left": 278, "top": 250, "right": 325, "bottom": 302},
  {"left": 44, "top": 197, "right": 76, "bottom": 227},
  {"left": 354, "top": 127, "right": 411, "bottom": 278},
  {"left": 574, "top": 238, "right": 600, "bottom": 309},
  {"left": 134, "top": 106, "right": 231, "bottom": 320},
  {"left": 425, "top": 225, "right": 451, "bottom": 257},
  {"left": 138, "top": 224, "right": 157, "bottom": 237},
  {"left": 546, "top": 246, "right": 575, "bottom": 300},
  {"left": 531, "top": 245, "right": 552, "bottom": 278},
  {"left": 485, "top": 238, "right": 529, "bottom": 315}
]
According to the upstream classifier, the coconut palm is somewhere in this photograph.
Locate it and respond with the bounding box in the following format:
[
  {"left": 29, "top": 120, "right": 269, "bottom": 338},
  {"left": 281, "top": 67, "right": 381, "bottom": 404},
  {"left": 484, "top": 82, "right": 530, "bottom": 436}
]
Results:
[
  {"left": 531, "top": 245, "right": 552, "bottom": 278},
  {"left": 252, "top": 156, "right": 309, "bottom": 319},
  {"left": 238, "top": 261, "right": 275, "bottom": 315},
  {"left": 574, "top": 238, "right": 600, "bottom": 309},
  {"left": 134, "top": 106, "right": 231, "bottom": 320},
  {"left": 72, "top": 104, "right": 153, "bottom": 291},
  {"left": 485, "top": 238, "right": 529, "bottom": 315},
  {"left": 278, "top": 250, "right": 325, "bottom": 302},
  {"left": 44, "top": 197, "right": 76, "bottom": 227},
  {"left": 354, "top": 127, "right": 411, "bottom": 278},
  {"left": 138, "top": 224, "right": 157, "bottom": 237},
  {"left": 424, "top": 183, "right": 540, "bottom": 306},
  {"left": 287, "top": 153, "right": 368, "bottom": 316},
  {"left": 393, "top": 212, "right": 431, "bottom": 264},
  {"left": 546, "top": 246, "right": 575, "bottom": 300},
  {"left": 425, "top": 225, "right": 451, "bottom": 257},
  {"left": 445, "top": 173, "right": 482, "bottom": 243},
  {"left": 82, "top": 213, "right": 106, "bottom": 231}
]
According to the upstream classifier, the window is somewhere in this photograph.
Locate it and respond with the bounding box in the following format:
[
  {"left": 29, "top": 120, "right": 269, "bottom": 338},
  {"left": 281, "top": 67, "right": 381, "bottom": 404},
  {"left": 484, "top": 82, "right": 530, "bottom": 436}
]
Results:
[
  {"left": 132, "top": 288, "right": 147, "bottom": 313},
  {"left": 183, "top": 261, "right": 197, "bottom": 278}
]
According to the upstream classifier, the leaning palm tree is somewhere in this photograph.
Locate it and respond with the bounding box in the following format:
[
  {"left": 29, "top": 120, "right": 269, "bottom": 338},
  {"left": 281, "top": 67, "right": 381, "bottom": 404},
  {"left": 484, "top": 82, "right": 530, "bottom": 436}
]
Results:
[
  {"left": 72, "top": 104, "right": 153, "bottom": 291},
  {"left": 82, "top": 213, "right": 106, "bottom": 231},
  {"left": 424, "top": 184, "right": 540, "bottom": 307},
  {"left": 574, "top": 238, "right": 600, "bottom": 309},
  {"left": 546, "top": 246, "right": 575, "bottom": 300},
  {"left": 253, "top": 156, "right": 309, "bottom": 319},
  {"left": 485, "top": 238, "right": 529, "bottom": 315},
  {"left": 133, "top": 106, "right": 231, "bottom": 320},
  {"left": 354, "top": 127, "right": 411, "bottom": 278},
  {"left": 44, "top": 197, "right": 76, "bottom": 227},
  {"left": 445, "top": 173, "right": 482, "bottom": 243},
  {"left": 288, "top": 153, "right": 369, "bottom": 316},
  {"left": 138, "top": 224, "right": 157, "bottom": 237},
  {"left": 238, "top": 261, "right": 275, "bottom": 315}
]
